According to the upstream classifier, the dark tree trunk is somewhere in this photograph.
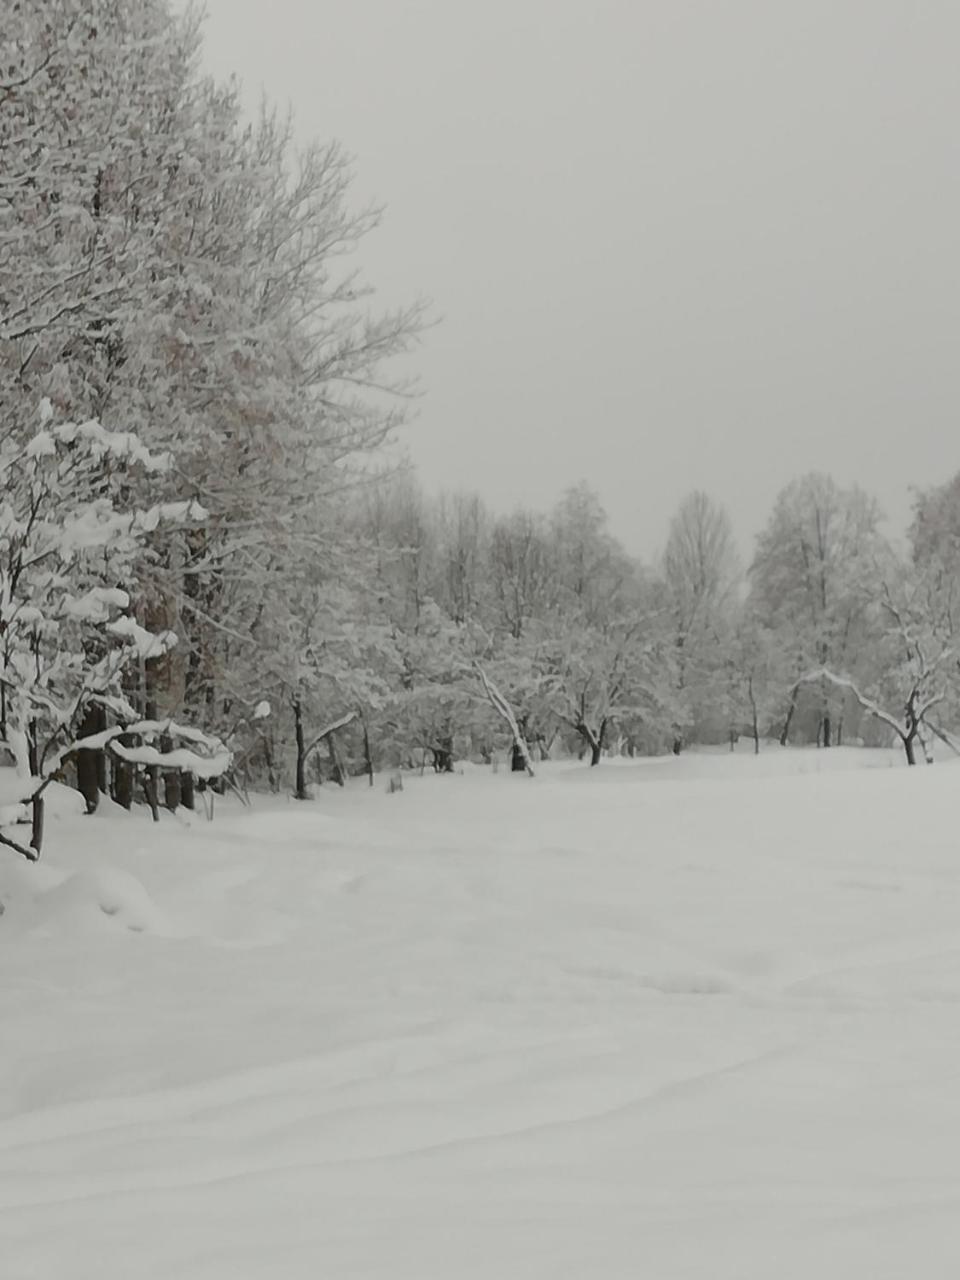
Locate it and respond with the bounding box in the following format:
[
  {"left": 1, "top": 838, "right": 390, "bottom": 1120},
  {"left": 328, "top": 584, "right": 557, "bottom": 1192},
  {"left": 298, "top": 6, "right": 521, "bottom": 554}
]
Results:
[
  {"left": 903, "top": 732, "right": 916, "bottom": 766},
  {"left": 584, "top": 718, "right": 606, "bottom": 767},
  {"left": 142, "top": 770, "right": 160, "bottom": 822},
  {"left": 76, "top": 705, "right": 103, "bottom": 815},
  {"left": 163, "top": 767, "right": 182, "bottom": 812},
  {"left": 577, "top": 720, "right": 602, "bottom": 766},
  {"left": 258, "top": 734, "right": 278, "bottom": 793},
  {"left": 180, "top": 771, "right": 196, "bottom": 810},
  {"left": 327, "top": 733, "right": 345, "bottom": 787},
  {"left": 293, "top": 697, "right": 308, "bottom": 800},
  {"left": 30, "top": 795, "right": 44, "bottom": 856},
  {"left": 672, "top": 735, "right": 683, "bottom": 756},
  {"left": 749, "top": 681, "right": 760, "bottom": 755},
  {"left": 822, "top": 712, "right": 832, "bottom": 748},
  {"left": 27, "top": 722, "right": 44, "bottom": 856},
  {"left": 362, "top": 718, "right": 374, "bottom": 787},
  {"left": 76, "top": 752, "right": 99, "bottom": 814},
  {"left": 511, "top": 716, "right": 529, "bottom": 772},
  {"left": 161, "top": 734, "right": 181, "bottom": 811},
  {"left": 112, "top": 748, "right": 134, "bottom": 810},
  {"left": 435, "top": 736, "right": 455, "bottom": 774},
  {"left": 144, "top": 693, "right": 160, "bottom": 820},
  {"left": 93, "top": 702, "right": 107, "bottom": 793},
  {"left": 780, "top": 684, "right": 799, "bottom": 746}
]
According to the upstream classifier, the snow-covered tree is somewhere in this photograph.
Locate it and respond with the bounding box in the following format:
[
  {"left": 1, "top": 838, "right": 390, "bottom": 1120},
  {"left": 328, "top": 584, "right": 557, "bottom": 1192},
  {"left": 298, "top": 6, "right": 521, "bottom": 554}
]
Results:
[
  {"left": 661, "top": 491, "right": 741, "bottom": 751},
  {"left": 801, "top": 565, "right": 958, "bottom": 765},
  {"left": 749, "top": 473, "right": 885, "bottom": 746},
  {"left": 487, "top": 509, "right": 553, "bottom": 641},
  {"left": 910, "top": 472, "right": 960, "bottom": 643},
  {"left": 2, "top": 0, "right": 425, "bottom": 753},
  {"left": 0, "top": 406, "right": 228, "bottom": 860}
]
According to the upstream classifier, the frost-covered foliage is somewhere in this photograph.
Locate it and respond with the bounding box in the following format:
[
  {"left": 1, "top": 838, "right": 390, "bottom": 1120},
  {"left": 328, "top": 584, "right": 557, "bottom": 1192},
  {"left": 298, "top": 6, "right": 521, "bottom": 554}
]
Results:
[
  {"left": 0, "top": 407, "right": 227, "bottom": 858},
  {"left": 1, "top": 0, "right": 423, "bottom": 799},
  {"left": 0, "top": 406, "right": 196, "bottom": 738}
]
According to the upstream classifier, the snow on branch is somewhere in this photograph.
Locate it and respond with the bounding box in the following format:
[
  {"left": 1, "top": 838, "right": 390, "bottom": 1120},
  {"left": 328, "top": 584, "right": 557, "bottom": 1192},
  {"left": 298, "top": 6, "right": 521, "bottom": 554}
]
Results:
[
  {"left": 475, "top": 663, "right": 536, "bottom": 776},
  {"left": 46, "top": 719, "right": 232, "bottom": 786},
  {"left": 798, "top": 667, "right": 906, "bottom": 739},
  {"left": 0, "top": 828, "right": 38, "bottom": 863},
  {"left": 302, "top": 711, "right": 357, "bottom": 761},
  {"left": 109, "top": 741, "right": 231, "bottom": 780},
  {"left": 106, "top": 616, "right": 178, "bottom": 659},
  {"left": 0, "top": 408, "right": 223, "bottom": 858},
  {"left": 43, "top": 414, "right": 173, "bottom": 473}
]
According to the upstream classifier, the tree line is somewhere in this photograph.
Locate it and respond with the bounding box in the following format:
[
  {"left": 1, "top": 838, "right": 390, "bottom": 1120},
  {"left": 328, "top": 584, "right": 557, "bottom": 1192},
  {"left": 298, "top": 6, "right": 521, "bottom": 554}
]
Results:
[{"left": 2, "top": 2, "right": 959, "bottom": 851}]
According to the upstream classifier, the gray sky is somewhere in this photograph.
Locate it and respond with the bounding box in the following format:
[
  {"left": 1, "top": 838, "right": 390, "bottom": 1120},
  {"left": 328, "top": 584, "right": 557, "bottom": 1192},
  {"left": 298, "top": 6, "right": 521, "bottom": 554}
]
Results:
[{"left": 197, "top": 0, "right": 960, "bottom": 560}]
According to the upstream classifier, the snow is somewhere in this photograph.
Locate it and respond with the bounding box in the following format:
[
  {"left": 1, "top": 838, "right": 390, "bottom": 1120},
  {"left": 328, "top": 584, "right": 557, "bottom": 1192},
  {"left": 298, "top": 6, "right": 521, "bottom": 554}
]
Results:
[
  {"left": 106, "top": 615, "right": 178, "bottom": 657},
  {"left": 51, "top": 419, "right": 172, "bottom": 474},
  {"left": 109, "top": 741, "right": 232, "bottom": 778},
  {"left": 3, "top": 747, "right": 960, "bottom": 1277}
]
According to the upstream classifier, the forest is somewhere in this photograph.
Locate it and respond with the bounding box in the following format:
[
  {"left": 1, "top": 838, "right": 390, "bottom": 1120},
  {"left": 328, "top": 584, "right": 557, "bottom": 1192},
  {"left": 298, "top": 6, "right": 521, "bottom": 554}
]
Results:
[{"left": 3, "top": 1, "right": 960, "bottom": 862}]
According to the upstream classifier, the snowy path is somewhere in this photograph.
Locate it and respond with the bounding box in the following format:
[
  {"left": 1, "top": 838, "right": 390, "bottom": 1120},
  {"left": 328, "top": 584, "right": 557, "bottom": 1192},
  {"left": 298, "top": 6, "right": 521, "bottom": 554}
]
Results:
[{"left": 3, "top": 752, "right": 960, "bottom": 1277}]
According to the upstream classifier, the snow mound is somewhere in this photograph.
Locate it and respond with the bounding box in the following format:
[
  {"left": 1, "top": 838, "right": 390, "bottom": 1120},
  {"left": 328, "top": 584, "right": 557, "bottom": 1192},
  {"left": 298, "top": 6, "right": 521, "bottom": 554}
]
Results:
[
  {"left": 32, "top": 867, "right": 169, "bottom": 936},
  {"left": 0, "top": 773, "right": 85, "bottom": 818},
  {"left": 0, "top": 857, "right": 61, "bottom": 919}
]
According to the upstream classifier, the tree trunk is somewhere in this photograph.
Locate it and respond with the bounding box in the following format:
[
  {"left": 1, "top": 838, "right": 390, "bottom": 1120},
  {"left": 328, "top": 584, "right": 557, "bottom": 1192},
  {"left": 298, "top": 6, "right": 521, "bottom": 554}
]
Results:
[
  {"left": 748, "top": 675, "right": 760, "bottom": 754},
  {"left": 362, "top": 717, "right": 374, "bottom": 787},
  {"left": 27, "top": 722, "right": 44, "bottom": 856},
  {"left": 293, "top": 697, "right": 308, "bottom": 800},
  {"left": 511, "top": 715, "right": 528, "bottom": 772},
  {"left": 163, "top": 768, "right": 182, "bottom": 811},
  {"left": 586, "top": 719, "right": 606, "bottom": 767},
  {"left": 95, "top": 705, "right": 107, "bottom": 794},
  {"left": 780, "top": 683, "right": 799, "bottom": 746},
  {"left": 577, "top": 720, "right": 602, "bottom": 767},
  {"left": 76, "top": 705, "right": 102, "bottom": 815},
  {"left": 435, "top": 736, "right": 454, "bottom": 774},
  {"left": 30, "top": 795, "right": 44, "bottom": 857},
  {"left": 112, "top": 748, "right": 134, "bottom": 810},
  {"left": 327, "top": 733, "right": 345, "bottom": 787},
  {"left": 180, "top": 771, "right": 196, "bottom": 810},
  {"left": 903, "top": 732, "right": 916, "bottom": 766},
  {"left": 261, "top": 734, "right": 279, "bottom": 793},
  {"left": 161, "top": 734, "right": 181, "bottom": 811},
  {"left": 822, "top": 712, "right": 832, "bottom": 748},
  {"left": 142, "top": 770, "right": 160, "bottom": 822},
  {"left": 144, "top": 693, "right": 161, "bottom": 820}
]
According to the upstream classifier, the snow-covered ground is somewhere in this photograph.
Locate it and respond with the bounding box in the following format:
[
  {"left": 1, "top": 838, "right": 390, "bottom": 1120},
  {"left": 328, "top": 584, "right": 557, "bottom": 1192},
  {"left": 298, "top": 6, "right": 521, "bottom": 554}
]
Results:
[{"left": 3, "top": 747, "right": 960, "bottom": 1278}]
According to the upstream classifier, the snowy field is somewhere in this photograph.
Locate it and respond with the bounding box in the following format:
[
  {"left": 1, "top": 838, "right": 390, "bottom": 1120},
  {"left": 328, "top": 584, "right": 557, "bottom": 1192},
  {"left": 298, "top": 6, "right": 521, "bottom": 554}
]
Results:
[{"left": 3, "top": 747, "right": 960, "bottom": 1278}]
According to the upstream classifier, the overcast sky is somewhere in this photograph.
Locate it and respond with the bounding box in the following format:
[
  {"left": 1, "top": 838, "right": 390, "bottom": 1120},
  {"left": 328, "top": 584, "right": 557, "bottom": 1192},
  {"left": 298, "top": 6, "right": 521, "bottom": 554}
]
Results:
[{"left": 196, "top": 0, "right": 959, "bottom": 560}]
